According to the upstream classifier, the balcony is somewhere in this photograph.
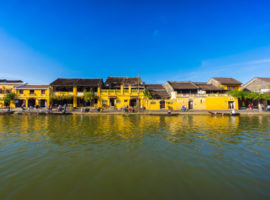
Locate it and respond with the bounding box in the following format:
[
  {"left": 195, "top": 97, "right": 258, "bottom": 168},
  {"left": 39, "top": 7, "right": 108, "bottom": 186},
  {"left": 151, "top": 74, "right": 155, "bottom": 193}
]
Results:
[
  {"left": 54, "top": 92, "right": 73, "bottom": 96},
  {"left": 101, "top": 90, "right": 121, "bottom": 95},
  {"left": 177, "top": 93, "right": 229, "bottom": 97}
]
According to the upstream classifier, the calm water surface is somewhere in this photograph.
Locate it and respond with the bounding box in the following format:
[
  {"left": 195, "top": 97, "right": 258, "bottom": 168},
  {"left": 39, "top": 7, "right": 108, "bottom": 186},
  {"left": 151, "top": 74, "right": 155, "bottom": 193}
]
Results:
[{"left": 0, "top": 115, "right": 270, "bottom": 200}]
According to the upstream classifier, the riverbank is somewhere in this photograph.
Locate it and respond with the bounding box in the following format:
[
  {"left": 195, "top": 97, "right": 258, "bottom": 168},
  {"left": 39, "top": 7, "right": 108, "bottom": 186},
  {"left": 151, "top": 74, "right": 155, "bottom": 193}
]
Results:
[{"left": 1, "top": 108, "right": 270, "bottom": 115}]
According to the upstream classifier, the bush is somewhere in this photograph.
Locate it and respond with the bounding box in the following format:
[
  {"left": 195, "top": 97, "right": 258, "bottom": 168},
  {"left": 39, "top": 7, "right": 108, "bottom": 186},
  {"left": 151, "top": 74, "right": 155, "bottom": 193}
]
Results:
[{"left": 3, "top": 93, "right": 15, "bottom": 105}]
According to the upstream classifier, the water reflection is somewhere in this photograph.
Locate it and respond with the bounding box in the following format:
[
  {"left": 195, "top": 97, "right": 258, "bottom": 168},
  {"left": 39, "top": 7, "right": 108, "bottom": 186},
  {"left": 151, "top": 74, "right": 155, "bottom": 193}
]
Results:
[{"left": 1, "top": 115, "right": 270, "bottom": 147}]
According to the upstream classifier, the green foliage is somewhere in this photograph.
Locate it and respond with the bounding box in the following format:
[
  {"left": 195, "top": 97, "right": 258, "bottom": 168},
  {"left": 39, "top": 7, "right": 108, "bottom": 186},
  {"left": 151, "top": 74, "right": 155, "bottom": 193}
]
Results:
[
  {"left": 227, "top": 90, "right": 269, "bottom": 100},
  {"left": 143, "top": 89, "right": 152, "bottom": 99},
  {"left": 3, "top": 92, "right": 15, "bottom": 105},
  {"left": 83, "top": 90, "right": 96, "bottom": 103}
]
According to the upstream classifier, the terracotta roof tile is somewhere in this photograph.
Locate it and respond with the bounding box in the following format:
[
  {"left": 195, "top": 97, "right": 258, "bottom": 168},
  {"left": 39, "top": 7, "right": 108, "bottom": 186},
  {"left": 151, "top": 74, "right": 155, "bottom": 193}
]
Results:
[
  {"left": 212, "top": 77, "right": 242, "bottom": 85},
  {"left": 168, "top": 81, "right": 198, "bottom": 90}
]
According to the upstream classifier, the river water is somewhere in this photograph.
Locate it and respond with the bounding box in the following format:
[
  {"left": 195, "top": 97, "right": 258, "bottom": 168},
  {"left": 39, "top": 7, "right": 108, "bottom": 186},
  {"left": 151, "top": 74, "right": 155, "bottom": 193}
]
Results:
[{"left": 0, "top": 114, "right": 270, "bottom": 199}]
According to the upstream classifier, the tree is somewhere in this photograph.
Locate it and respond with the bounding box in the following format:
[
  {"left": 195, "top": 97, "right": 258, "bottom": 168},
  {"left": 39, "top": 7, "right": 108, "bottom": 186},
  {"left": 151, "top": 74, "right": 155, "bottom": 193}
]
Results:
[
  {"left": 143, "top": 88, "right": 152, "bottom": 99},
  {"left": 3, "top": 92, "right": 16, "bottom": 106},
  {"left": 83, "top": 90, "right": 96, "bottom": 106}
]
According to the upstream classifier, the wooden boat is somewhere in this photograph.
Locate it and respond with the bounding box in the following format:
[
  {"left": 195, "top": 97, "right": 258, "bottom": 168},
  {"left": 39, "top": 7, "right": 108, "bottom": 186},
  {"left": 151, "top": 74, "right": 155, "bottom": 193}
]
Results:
[
  {"left": 0, "top": 111, "right": 15, "bottom": 115},
  {"left": 148, "top": 113, "right": 179, "bottom": 116},
  {"left": 48, "top": 112, "right": 72, "bottom": 115},
  {"left": 208, "top": 111, "right": 240, "bottom": 116}
]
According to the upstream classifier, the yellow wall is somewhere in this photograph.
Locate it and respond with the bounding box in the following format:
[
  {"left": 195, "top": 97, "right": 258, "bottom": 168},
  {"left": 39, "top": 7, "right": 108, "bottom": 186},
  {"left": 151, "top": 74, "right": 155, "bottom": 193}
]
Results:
[
  {"left": 206, "top": 96, "right": 238, "bottom": 110},
  {"left": 99, "top": 90, "right": 145, "bottom": 109},
  {"left": 165, "top": 100, "right": 178, "bottom": 110},
  {"left": 144, "top": 100, "right": 160, "bottom": 110},
  {"left": 176, "top": 95, "right": 238, "bottom": 110},
  {"left": 15, "top": 88, "right": 50, "bottom": 107},
  {"left": 219, "top": 84, "right": 241, "bottom": 91}
]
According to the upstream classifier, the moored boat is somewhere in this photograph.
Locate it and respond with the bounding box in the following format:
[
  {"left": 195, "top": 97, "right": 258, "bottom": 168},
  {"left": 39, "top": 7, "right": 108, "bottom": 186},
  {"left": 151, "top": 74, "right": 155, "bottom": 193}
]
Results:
[
  {"left": 0, "top": 111, "right": 15, "bottom": 115},
  {"left": 208, "top": 111, "right": 240, "bottom": 116}
]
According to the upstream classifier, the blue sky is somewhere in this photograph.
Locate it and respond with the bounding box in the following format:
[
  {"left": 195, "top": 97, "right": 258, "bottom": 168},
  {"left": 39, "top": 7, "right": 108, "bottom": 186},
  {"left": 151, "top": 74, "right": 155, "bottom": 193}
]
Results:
[{"left": 0, "top": 0, "right": 270, "bottom": 84}]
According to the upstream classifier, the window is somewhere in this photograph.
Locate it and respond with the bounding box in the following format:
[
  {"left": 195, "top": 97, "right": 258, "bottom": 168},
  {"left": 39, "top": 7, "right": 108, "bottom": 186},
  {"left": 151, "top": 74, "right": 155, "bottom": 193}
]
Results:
[
  {"left": 30, "top": 90, "right": 34, "bottom": 94},
  {"left": 41, "top": 90, "right": 45, "bottom": 94},
  {"left": 0, "top": 89, "right": 2, "bottom": 94},
  {"left": 124, "top": 99, "right": 128, "bottom": 102},
  {"left": 116, "top": 100, "right": 121, "bottom": 104},
  {"left": 150, "top": 101, "right": 156, "bottom": 104},
  {"left": 167, "top": 102, "right": 173, "bottom": 105},
  {"left": 102, "top": 100, "right": 108, "bottom": 104},
  {"left": 19, "top": 90, "right": 24, "bottom": 94},
  {"left": 6, "top": 90, "right": 11, "bottom": 94}
]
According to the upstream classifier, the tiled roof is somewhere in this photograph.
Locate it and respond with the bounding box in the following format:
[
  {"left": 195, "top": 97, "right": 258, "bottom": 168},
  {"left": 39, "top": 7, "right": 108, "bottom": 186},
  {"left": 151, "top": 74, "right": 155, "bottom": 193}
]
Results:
[
  {"left": 50, "top": 78, "right": 103, "bottom": 87},
  {"left": 168, "top": 81, "right": 199, "bottom": 90},
  {"left": 257, "top": 77, "right": 270, "bottom": 82},
  {"left": 105, "top": 77, "right": 144, "bottom": 88},
  {"left": 211, "top": 77, "right": 242, "bottom": 85},
  {"left": 0, "top": 79, "right": 23, "bottom": 83},
  {"left": 146, "top": 84, "right": 170, "bottom": 98},
  {"left": 194, "top": 82, "right": 224, "bottom": 91},
  {"left": 105, "top": 77, "right": 143, "bottom": 85},
  {"left": 16, "top": 85, "right": 49, "bottom": 89}
]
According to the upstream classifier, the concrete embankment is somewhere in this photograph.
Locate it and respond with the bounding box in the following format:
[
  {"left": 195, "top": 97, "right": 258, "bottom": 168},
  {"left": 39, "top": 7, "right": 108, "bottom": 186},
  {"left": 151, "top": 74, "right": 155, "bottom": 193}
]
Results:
[{"left": 1, "top": 109, "right": 270, "bottom": 116}]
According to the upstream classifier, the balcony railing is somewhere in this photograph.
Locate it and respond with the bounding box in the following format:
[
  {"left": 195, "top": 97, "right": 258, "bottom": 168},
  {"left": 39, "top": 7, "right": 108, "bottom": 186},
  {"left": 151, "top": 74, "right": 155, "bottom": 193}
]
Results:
[
  {"left": 54, "top": 92, "right": 73, "bottom": 96},
  {"left": 101, "top": 90, "right": 121, "bottom": 95},
  {"left": 177, "top": 93, "right": 229, "bottom": 97}
]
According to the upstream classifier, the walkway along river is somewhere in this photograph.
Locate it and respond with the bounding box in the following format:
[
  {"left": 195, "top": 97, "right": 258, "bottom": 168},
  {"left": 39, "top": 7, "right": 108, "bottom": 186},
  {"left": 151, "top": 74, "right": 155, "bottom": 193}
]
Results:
[{"left": 0, "top": 114, "right": 270, "bottom": 199}]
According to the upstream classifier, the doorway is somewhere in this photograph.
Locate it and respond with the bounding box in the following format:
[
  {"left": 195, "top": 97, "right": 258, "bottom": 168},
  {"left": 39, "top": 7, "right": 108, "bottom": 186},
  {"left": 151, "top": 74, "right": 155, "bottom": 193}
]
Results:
[
  {"left": 110, "top": 98, "right": 115, "bottom": 106},
  {"left": 228, "top": 101, "right": 235, "bottom": 109},
  {"left": 160, "top": 100, "right": 165, "bottom": 109},
  {"left": 130, "top": 99, "right": 137, "bottom": 107},
  {"left": 28, "top": 99, "right": 36, "bottom": 107},
  {"left": 15, "top": 100, "right": 25, "bottom": 107},
  {"left": 39, "top": 99, "right": 46, "bottom": 107},
  {"left": 188, "top": 100, "right": 193, "bottom": 109}
]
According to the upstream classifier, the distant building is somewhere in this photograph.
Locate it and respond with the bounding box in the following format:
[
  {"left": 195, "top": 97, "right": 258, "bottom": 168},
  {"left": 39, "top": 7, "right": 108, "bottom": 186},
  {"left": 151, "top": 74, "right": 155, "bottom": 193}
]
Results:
[
  {"left": 15, "top": 85, "right": 50, "bottom": 108},
  {"left": 0, "top": 79, "right": 24, "bottom": 108},
  {"left": 208, "top": 77, "right": 242, "bottom": 91},
  {"left": 144, "top": 84, "right": 174, "bottom": 110},
  {"left": 102, "top": 77, "right": 145, "bottom": 108},
  {"left": 165, "top": 80, "right": 238, "bottom": 110},
  {"left": 242, "top": 77, "right": 270, "bottom": 93},
  {"left": 50, "top": 78, "right": 103, "bottom": 107}
]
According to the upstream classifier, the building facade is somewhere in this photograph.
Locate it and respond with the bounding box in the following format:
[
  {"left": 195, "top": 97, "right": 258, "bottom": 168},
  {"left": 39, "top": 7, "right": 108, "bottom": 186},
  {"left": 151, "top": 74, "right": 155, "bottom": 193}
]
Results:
[
  {"left": 50, "top": 78, "right": 103, "bottom": 108},
  {"left": 0, "top": 79, "right": 24, "bottom": 108},
  {"left": 100, "top": 77, "right": 145, "bottom": 109},
  {"left": 0, "top": 76, "right": 244, "bottom": 110},
  {"left": 15, "top": 85, "right": 50, "bottom": 108},
  {"left": 242, "top": 77, "right": 270, "bottom": 93},
  {"left": 165, "top": 80, "right": 239, "bottom": 110},
  {"left": 208, "top": 77, "right": 242, "bottom": 91}
]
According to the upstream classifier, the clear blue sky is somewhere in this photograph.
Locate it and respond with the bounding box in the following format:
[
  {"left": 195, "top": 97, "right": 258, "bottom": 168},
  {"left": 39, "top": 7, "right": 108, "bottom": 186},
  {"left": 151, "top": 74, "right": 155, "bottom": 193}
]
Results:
[{"left": 0, "top": 0, "right": 270, "bottom": 84}]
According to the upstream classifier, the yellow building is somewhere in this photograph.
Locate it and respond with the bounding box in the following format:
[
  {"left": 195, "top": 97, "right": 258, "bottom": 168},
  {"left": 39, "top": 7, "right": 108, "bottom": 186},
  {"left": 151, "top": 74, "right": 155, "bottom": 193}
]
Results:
[
  {"left": 208, "top": 77, "right": 242, "bottom": 91},
  {"left": 50, "top": 78, "right": 103, "bottom": 108},
  {"left": 142, "top": 84, "right": 176, "bottom": 110},
  {"left": 0, "top": 79, "right": 24, "bottom": 108},
  {"left": 100, "top": 77, "right": 145, "bottom": 109},
  {"left": 165, "top": 81, "right": 239, "bottom": 110},
  {"left": 15, "top": 85, "right": 50, "bottom": 108},
  {"left": 49, "top": 77, "right": 148, "bottom": 109}
]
